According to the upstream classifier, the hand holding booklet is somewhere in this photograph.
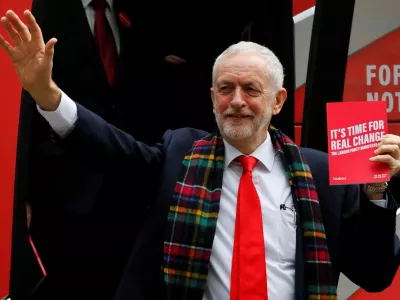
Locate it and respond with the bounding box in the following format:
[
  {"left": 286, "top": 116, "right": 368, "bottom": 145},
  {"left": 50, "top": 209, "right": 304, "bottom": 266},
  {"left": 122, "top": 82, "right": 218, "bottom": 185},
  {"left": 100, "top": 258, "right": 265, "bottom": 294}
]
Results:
[{"left": 327, "top": 101, "right": 390, "bottom": 185}]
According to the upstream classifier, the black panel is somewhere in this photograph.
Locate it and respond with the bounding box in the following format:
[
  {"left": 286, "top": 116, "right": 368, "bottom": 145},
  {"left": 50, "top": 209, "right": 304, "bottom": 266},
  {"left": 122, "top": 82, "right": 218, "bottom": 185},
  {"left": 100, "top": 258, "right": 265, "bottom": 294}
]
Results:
[
  {"left": 244, "top": 0, "right": 295, "bottom": 140},
  {"left": 301, "top": 0, "right": 356, "bottom": 152}
]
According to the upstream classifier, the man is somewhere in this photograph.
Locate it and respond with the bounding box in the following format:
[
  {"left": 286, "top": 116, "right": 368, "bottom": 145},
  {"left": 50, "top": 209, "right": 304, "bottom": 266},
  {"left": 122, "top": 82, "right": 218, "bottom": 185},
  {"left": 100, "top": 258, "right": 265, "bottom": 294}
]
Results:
[
  {"left": 20, "top": 0, "right": 204, "bottom": 298},
  {"left": 1, "top": 10, "right": 400, "bottom": 300},
  {"left": 21, "top": 0, "right": 254, "bottom": 296}
]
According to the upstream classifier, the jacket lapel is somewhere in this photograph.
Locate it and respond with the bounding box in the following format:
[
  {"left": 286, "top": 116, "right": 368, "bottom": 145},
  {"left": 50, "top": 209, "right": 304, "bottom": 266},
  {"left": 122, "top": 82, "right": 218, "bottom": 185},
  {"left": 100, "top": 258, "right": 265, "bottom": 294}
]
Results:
[
  {"left": 65, "top": 0, "right": 111, "bottom": 87},
  {"left": 110, "top": 1, "right": 130, "bottom": 86},
  {"left": 112, "top": 0, "right": 142, "bottom": 87}
]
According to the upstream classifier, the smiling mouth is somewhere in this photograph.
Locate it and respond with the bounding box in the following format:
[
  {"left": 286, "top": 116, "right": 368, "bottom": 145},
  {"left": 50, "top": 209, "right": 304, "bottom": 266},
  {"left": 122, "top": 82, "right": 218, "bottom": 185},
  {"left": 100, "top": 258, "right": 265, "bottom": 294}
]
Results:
[{"left": 226, "top": 115, "right": 252, "bottom": 119}]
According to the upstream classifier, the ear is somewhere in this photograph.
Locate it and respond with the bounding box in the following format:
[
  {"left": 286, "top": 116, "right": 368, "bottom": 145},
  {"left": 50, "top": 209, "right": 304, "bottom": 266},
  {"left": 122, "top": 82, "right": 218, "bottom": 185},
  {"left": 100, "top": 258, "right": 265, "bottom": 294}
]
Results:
[{"left": 272, "top": 88, "right": 287, "bottom": 115}]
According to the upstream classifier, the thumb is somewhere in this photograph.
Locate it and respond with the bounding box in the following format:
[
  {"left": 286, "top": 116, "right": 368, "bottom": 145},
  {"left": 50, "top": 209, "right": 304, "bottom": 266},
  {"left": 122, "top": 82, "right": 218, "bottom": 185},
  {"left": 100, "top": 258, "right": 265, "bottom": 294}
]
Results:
[{"left": 43, "top": 38, "right": 57, "bottom": 65}]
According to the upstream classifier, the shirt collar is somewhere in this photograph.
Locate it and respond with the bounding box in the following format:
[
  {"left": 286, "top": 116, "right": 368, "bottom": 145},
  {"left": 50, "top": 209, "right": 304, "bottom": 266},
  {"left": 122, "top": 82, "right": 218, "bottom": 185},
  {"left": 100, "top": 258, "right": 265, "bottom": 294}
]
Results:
[
  {"left": 82, "top": 0, "right": 114, "bottom": 9},
  {"left": 223, "top": 133, "right": 276, "bottom": 171}
]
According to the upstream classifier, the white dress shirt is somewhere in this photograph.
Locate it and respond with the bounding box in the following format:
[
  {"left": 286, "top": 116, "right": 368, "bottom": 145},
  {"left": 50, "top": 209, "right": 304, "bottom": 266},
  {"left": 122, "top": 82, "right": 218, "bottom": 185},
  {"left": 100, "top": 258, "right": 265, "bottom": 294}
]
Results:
[
  {"left": 37, "top": 92, "right": 388, "bottom": 299},
  {"left": 203, "top": 136, "right": 296, "bottom": 300},
  {"left": 81, "top": 0, "right": 121, "bottom": 54}
]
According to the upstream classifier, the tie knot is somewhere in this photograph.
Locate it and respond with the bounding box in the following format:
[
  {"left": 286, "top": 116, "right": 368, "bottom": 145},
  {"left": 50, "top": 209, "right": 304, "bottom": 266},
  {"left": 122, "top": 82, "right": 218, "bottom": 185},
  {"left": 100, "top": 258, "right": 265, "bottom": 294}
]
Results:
[
  {"left": 91, "top": 0, "right": 108, "bottom": 10},
  {"left": 236, "top": 155, "right": 258, "bottom": 173}
]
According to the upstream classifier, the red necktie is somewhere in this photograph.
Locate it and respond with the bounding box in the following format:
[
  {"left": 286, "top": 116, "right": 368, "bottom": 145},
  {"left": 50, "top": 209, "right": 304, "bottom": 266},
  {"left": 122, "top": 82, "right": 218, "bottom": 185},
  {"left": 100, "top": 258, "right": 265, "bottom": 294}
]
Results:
[
  {"left": 91, "top": 0, "right": 118, "bottom": 85},
  {"left": 230, "top": 156, "right": 268, "bottom": 300}
]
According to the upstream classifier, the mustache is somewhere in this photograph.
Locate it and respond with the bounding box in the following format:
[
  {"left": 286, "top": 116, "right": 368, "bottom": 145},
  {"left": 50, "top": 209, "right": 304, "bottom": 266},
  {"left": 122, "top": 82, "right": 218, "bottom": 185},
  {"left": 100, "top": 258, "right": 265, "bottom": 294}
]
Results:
[{"left": 222, "top": 109, "right": 255, "bottom": 117}]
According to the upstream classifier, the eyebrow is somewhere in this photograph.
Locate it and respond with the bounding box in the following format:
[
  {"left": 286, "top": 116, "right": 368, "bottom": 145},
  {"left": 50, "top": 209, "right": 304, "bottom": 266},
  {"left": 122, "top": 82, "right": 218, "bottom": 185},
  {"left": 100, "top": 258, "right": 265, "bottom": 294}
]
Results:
[
  {"left": 217, "top": 80, "right": 233, "bottom": 86},
  {"left": 217, "top": 78, "right": 263, "bottom": 87}
]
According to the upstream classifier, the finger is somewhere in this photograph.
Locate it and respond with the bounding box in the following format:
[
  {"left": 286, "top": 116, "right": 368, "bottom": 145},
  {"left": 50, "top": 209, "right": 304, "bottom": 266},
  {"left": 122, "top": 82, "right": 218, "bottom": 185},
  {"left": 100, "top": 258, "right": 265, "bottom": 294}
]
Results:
[
  {"left": 1, "top": 16, "right": 21, "bottom": 45},
  {"left": 387, "top": 159, "right": 400, "bottom": 174},
  {"left": 43, "top": 38, "right": 57, "bottom": 66},
  {"left": 374, "top": 144, "right": 400, "bottom": 159},
  {"left": 0, "top": 33, "right": 14, "bottom": 56},
  {"left": 24, "top": 10, "right": 43, "bottom": 41},
  {"left": 382, "top": 134, "right": 399, "bottom": 139},
  {"left": 380, "top": 135, "right": 400, "bottom": 146},
  {"left": 370, "top": 154, "right": 399, "bottom": 170},
  {"left": 5, "top": 10, "right": 31, "bottom": 41}
]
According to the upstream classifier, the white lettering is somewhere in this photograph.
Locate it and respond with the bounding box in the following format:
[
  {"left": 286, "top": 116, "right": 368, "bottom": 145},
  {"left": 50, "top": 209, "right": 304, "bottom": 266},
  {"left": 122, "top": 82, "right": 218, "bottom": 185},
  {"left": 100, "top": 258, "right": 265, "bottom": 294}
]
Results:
[
  {"left": 395, "top": 65, "right": 400, "bottom": 85},
  {"left": 347, "top": 123, "right": 367, "bottom": 136},
  {"left": 331, "top": 139, "right": 351, "bottom": 150},
  {"left": 397, "top": 92, "right": 400, "bottom": 112},
  {"left": 367, "top": 92, "right": 378, "bottom": 101},
  {"left": 330, "top": 129, "right": 338, "bottom": 139},
  {"left": 366, "top": 65, "right": 376, "bottom": 86},
  {"left": 353, "top": 131, "right": 384, "bottom": 146},
  {"left": 379, "top": 65, "right": 391, "bottom": 86},
  {"left": 382, "top": 92, "right": 394, "bottom": 113},
  {"left": 368, "top": 121, "right": 384, "bottom": 131},
  {"left": 366, "top": 65, "right": 400, "bottom": 86},
  {"left": 366, "top": 92, "right": 400, "bottom": 113},
  {"left": 331, "top": 140, "right": 337, "bottom": 150}
]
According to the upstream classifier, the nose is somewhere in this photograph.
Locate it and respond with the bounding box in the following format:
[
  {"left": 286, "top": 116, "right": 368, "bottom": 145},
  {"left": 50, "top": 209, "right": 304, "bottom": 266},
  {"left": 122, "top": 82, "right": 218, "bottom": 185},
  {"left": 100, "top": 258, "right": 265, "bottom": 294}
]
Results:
[{"left": 230, "top": 88, "right": 246, "bottom": 108}]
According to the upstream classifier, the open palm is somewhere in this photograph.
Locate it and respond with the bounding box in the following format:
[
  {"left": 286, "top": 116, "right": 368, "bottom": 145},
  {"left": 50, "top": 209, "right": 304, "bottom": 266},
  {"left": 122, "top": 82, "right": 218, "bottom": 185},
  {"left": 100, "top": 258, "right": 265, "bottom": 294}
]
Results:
[{"left": 0, "top": 10, "right": 57, "bottom": 102}]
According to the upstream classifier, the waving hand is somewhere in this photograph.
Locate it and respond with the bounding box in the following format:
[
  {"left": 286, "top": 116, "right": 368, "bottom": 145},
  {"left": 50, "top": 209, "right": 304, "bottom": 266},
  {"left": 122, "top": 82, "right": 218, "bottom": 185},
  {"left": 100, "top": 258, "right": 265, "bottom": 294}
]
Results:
[{"left": 0, "top": 10, "right": 60, "bottom": 111}]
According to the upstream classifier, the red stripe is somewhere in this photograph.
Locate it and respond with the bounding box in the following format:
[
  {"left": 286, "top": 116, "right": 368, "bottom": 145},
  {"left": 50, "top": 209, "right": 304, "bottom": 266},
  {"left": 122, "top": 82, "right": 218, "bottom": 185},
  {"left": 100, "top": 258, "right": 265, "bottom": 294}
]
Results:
[
  {"left": 296, "top": 188, "right": 318, "bottom": 200},
  {"left": 118, "top": 12, "right": 131, "bottom": 28},
  {"left": 174, "top": 183, "right": 221, "bottom": 200},
  {"left": 293, "top": 0, "right": 316, "bottom": 16},
  {"left": 305, "top": 249, "right": 330, "bottom": 261},
  {"left": 193, "top": 139, "right": 214, "bottom": 147},
  {"left": 164, "top": 244, "right": 211, "bottom": 260},
  {"left": 29, "top": 235, "right": 47, "bottom": 276}
]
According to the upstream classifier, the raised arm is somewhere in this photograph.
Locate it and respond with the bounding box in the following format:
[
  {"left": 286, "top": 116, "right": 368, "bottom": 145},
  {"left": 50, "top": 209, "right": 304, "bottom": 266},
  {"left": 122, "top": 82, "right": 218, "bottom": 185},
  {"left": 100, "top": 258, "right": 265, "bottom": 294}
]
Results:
[
  {"left": 47, "top": 91, "right": 167, "bottom": 169},
  {"left": 0, "top": 9, "right": 165, "bottom": 170}
]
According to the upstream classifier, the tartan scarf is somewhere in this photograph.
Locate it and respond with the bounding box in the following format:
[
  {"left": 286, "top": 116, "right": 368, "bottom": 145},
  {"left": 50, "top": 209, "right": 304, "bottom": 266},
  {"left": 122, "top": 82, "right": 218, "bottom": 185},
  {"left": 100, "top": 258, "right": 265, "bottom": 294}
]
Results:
[{"left": 163, "top": 126, "right": 338, "bottom": 300}]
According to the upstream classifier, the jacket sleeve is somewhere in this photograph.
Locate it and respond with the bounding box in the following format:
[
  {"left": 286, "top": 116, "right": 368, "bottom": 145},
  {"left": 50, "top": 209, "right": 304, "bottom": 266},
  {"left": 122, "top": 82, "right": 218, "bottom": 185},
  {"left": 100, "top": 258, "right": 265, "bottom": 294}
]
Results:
[
  {"left": 340, "top": 182, "right": 400, "bottom": 292},
  {"left": 58, "top": 102, "right": 167, "bottom": 174}
]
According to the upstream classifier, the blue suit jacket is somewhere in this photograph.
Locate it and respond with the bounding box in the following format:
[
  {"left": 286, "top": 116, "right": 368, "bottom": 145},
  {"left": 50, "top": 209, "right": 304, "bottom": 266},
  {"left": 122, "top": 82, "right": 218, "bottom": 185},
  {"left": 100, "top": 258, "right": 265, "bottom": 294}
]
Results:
[{"left": 59, "top": 103, "right": 400, "bottom": 300}]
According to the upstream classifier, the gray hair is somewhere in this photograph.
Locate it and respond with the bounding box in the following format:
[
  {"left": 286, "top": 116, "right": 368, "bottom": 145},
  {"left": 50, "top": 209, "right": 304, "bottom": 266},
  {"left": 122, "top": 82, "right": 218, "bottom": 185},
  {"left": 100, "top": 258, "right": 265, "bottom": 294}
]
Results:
[{"left": 212, "top": 41, "right": 284, "bottom": 92}]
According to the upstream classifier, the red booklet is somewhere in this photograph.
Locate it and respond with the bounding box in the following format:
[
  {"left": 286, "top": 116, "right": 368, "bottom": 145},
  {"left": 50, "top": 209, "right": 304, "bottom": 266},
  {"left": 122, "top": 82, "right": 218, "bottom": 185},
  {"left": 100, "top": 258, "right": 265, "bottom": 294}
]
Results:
[{"left": 326, "top": 101, "right": 390, "bottom": 185}]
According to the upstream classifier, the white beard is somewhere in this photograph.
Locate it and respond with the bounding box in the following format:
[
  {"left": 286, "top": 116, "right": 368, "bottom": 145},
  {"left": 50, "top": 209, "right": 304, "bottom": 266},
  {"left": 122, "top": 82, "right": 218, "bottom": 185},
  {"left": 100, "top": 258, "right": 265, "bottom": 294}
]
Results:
[
  {"left": 216, "top": 115, "right": 253, "bottom": 140},
  {"left": 214, "top": 107, "right": 271, "bottom": 140}
]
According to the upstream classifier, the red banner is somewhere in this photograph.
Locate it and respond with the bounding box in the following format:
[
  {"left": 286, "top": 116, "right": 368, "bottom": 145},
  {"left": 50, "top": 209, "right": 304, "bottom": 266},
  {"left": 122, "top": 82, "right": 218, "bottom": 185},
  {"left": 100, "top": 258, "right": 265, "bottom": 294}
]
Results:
[
  {"left": 294, "top": 21, "right": 400, "bottom": 143},
  {"left": 343, "top": 28, "right": 400, "bottom": 122},
  {"left": 292, "top": 2, "right": 400, "bottom": 298},
  {"left": 293, "top": 0, "right": 316, "bottom": 16},
  {"left": 0, "top": 1, "right": 31, "bottom": 296}
]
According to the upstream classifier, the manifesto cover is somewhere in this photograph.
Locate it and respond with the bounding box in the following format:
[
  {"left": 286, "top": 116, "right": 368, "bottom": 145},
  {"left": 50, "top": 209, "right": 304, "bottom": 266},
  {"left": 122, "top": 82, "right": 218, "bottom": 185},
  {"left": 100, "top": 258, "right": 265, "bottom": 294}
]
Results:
[{"left": 327, "top": 101, "right": 390, "bottom": 185}]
